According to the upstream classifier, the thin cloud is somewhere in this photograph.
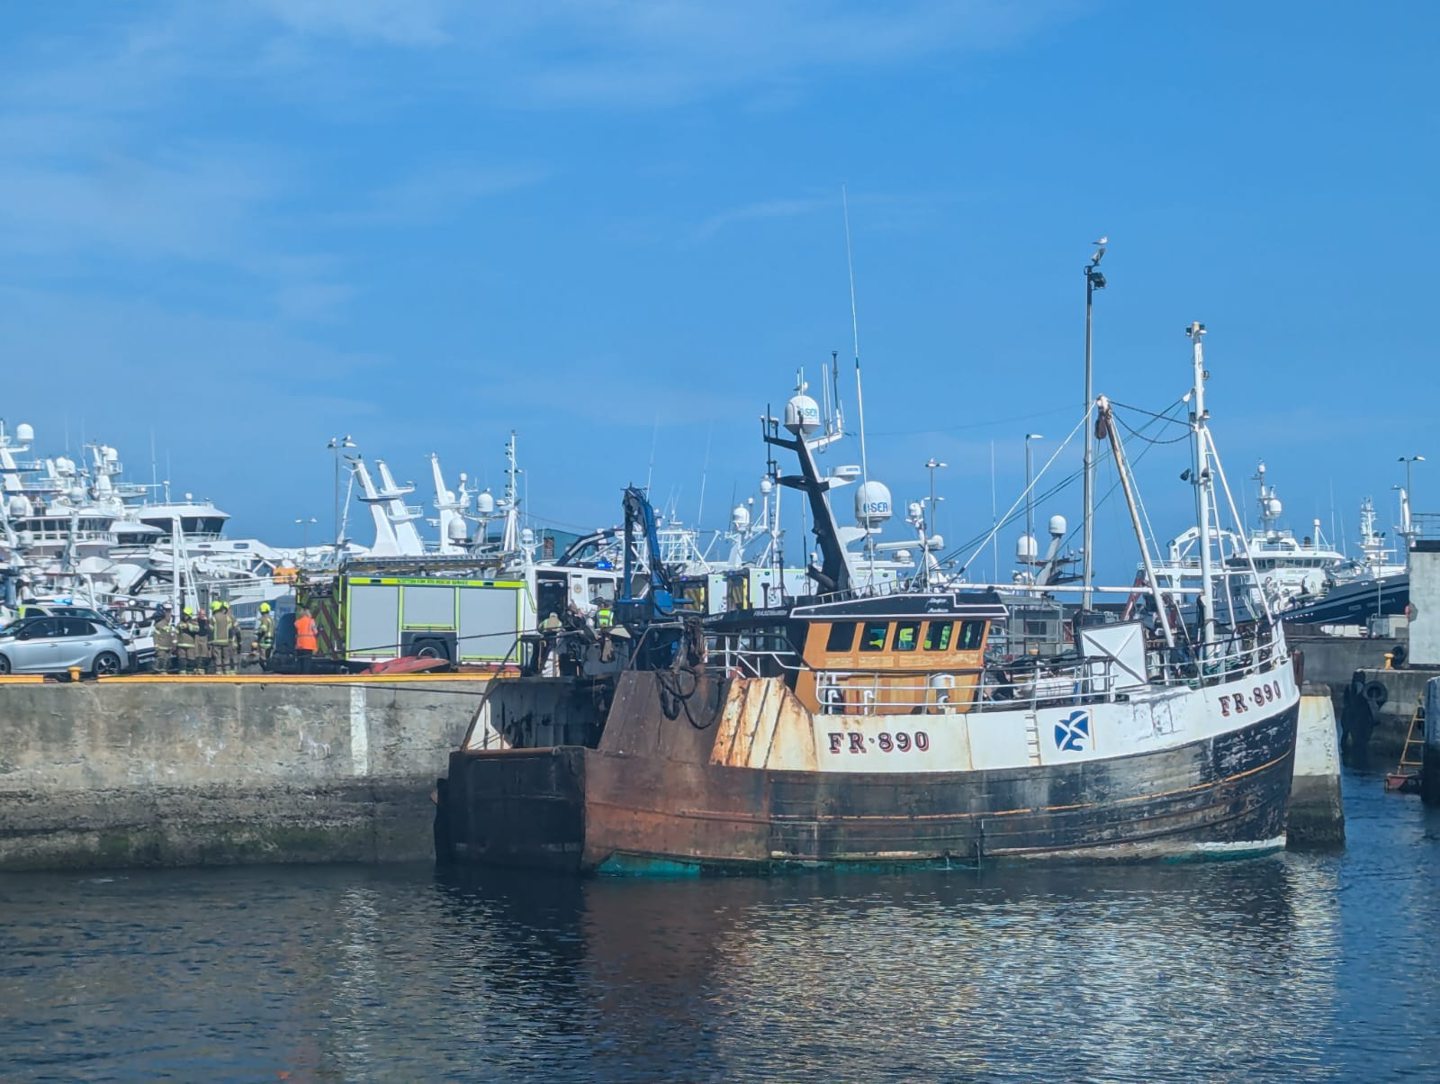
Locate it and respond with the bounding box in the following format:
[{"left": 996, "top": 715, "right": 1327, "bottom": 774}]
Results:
[{"left": 341, "top": 165, "right": 551, "bottom": 227}]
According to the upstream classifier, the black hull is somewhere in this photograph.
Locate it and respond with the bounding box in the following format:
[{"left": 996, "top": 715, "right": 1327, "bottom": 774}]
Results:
[
  {"left": 441, "top": 700, "right": 1299, "bottom": 875},
  {"left": 1283, "top": 574, "right": 1408, "bottom": 625}
]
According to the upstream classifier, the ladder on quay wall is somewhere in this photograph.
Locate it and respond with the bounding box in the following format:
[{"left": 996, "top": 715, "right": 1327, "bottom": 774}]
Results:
[{"left": 1384, "top": 697, "right": 1425, "bottom": 794}]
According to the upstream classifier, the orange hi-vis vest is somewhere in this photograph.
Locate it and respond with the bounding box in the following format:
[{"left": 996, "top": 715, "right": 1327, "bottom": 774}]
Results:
[{"left": 295, "top": 613, "right": 319, "bottom": 652}]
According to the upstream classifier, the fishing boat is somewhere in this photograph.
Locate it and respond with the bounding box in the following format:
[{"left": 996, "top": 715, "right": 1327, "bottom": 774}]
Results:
[{"left": 435, "top": 323, "right": 1302, "bottom": 873}]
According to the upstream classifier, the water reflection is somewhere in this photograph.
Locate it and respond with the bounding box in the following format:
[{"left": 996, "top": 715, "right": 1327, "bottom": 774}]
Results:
[
  {"left": 3, "top": 769, "right": 1440, "bottom": 1081},
  {"left": 432, "top": 859, "right": 1342, "bottom": 1081}
]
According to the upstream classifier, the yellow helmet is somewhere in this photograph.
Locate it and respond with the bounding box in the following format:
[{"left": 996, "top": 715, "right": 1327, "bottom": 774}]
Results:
[
  {"left": 210, "top": 600, "right": 222, "bottom": 612},
  {"left": 259, "top": 602, "right": 271, "bottom": 613},
  {"left": 183, "top": 606, "right": 194, "bottom": 616}
]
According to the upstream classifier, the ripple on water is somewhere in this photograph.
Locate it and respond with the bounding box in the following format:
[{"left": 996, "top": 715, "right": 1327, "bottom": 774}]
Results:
[{"left": 1, "top": 769, "right": 1439, "bottom": 1081}]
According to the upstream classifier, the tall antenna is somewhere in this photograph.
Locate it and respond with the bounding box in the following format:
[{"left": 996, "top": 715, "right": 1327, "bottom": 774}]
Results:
[
  {"left": 696, "top": 424, "right": 712, "bottom": 528},
  {"left": 842, "top": 185, "right": 870, "bottom": 487},
  {"left": 645, "top": 416, "right": 659, "bottom": 495}
]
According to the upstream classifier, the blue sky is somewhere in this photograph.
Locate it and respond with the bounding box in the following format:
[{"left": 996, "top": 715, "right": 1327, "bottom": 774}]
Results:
[{"left": 1, "top": 1, "right": 1435, "bottom": 580}]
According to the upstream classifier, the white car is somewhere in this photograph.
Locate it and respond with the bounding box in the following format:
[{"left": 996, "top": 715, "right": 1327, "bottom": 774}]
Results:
[{"left": 0, "top": 616, "right": 130, "bottom": 677}]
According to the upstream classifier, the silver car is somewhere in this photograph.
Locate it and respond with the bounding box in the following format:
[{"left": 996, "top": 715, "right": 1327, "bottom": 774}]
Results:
[{"left": 0, "top": 616, "right": 129, "bottom": 677}]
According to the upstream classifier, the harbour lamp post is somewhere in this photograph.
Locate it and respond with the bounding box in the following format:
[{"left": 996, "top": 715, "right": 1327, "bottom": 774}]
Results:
[
  {"left": 1083, "top": 237, "right": 1107, "bottom": 611},
  {"left": 295, "top": 516, "right": 317, "bottom": 555},
  {"left": 1024, "top": 434, "right": 1043, "bottom": 567},
  {"left": 923, "top": 457, "right": 947, "bottom": 587},
  {"left": 1399, "top": 454, "right": 1424, "bottom": 507},
  {"left": 326, "top": 435, "right": 356, "bottom": 549}
]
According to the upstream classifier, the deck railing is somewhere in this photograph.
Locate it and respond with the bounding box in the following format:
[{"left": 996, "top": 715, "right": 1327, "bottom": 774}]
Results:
[{"left": 706, "top": 631, "right": 1287, "bottom": 714}]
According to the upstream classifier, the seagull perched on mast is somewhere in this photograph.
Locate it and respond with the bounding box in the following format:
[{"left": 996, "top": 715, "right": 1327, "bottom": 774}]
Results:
[{"left": 1091, "top": 236, "right": 1108, "bottom": 265}]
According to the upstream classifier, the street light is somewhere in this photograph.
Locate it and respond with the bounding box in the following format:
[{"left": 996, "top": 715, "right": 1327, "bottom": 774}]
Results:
[
  {"left": 922, "top": 457, "right": 947, "bottom": 587},
  {"left": 923, "top": 457, "right": 947, "bottom": 534},
  {"left": 1082, "top": 237, "right": 1107, "bottom": 610},
  {"left": 1024, "top": 434, "right": 1044, "bottom": 564},
  {"left": 326, "top": 435, "right": 357, "bottom": 548},
  {"left": 1398, "top": 454, "right": 1424, "bottom": 504},
  {"left": 295, "top": 516, "right": 317, "bottom": 554}
]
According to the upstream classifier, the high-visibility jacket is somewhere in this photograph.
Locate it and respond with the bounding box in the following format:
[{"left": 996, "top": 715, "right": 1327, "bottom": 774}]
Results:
[
  {"left": 212, "top": 612, "right": 234, "bottom": 643},
  {"left": 153, "top": 618, "right": 175, "bottom": 652},
  {"left": 178, "top": 618, "right": 198, "bottom": 650},
  {"left": 257, "top": 613, "right": 275, "bottom": 645},
  {"left": 596, "top": 607, "right": 614, "bottom": 628},
  {"left": 295, "top": 614, "right": 319, "bottom": 652}
]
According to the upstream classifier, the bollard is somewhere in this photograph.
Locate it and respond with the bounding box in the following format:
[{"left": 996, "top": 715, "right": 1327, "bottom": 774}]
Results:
[{"left": 68, "top": 666, "right": 81, "bottom": 683}]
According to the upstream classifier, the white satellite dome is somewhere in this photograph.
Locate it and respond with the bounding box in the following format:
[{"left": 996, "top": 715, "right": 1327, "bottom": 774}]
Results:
[
  {"left": 759, "top": 476, "right": 773, "bottom": 495},
  {"left": 55, "top": 456, "right": 76, "bottom": 476},
  {"left": 784, "top": 392, "right": 821, "bottom": 436},
  {"left": 854, "top": 480, "right": 892, "bottom": 530},
  {"left": 1264, "top": 496, "right": 1283, "bottom": 518},
  {"left": 1017, "top": 534, "right": 1039, "bottom": 561},
  {"left": 731, "top": 504, "right": 751, "bottom": 532},
  {"left": 474, "top": 490, "right": 495, "bottom": 515},
  {"left": 1049, "top": 514, "right": 1067, "bottom": 537},
  {"left": 446, "top": 518, "right": 468, "bottom": 542},
  {"left": 15, "top": 422, "right": 34, "bottom": 443}
]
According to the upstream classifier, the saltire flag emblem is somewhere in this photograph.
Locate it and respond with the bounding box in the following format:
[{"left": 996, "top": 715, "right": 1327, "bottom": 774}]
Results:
[{"left": 1055, "top": 709, "right": 1091, "bottom": 752}]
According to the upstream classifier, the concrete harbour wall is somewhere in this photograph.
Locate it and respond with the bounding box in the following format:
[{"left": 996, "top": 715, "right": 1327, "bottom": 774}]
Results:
[
  {"left": 0, "top": 676, "right": 486, "bottom": 871},
  {"left": 1289, "top": 688, "right": 1344, "bottom": 846}
]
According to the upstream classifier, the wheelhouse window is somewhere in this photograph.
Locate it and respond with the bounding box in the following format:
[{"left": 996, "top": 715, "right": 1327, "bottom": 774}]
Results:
[
  {"left": 894, "top": 621, "right": 920, "bottom": 652},
  {"left": 957, "top": 621, "right": 986, "bottom": 651},
  {"left": 860, "top": 622, "right": 889, "bottom": 652},
  {"left": 923, "top": 621, "right": 954, "bottom": 651},
  {"left": 826, "top": 621, "right": 857, "bottom": 652}
]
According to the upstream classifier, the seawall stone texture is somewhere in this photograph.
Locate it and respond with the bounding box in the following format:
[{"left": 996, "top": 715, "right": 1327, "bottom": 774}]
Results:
[{"left": 0, "top": 679, "right": 486, "bottom": 871}]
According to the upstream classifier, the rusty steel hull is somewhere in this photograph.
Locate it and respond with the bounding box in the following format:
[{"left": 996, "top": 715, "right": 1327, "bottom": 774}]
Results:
[{"left": 441, "top": 702, "right": 1299, "bottom": 875}]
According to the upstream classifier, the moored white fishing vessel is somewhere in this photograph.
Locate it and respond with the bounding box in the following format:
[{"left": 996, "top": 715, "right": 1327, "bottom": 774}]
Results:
[{"left": 437, "top": 322, "right": 1302, "bottom": 873}]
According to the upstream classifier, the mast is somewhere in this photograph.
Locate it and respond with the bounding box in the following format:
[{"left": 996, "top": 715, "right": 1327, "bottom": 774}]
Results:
[
  {"left": 1187, "top": 322, "right": 1216, "bottom": 648},
  {"left": 1082, "top": 237, "right": 1107, "bottom": 610},
  {"left": 1097, "top": 397, "right": 1175, "bottom": 648}
]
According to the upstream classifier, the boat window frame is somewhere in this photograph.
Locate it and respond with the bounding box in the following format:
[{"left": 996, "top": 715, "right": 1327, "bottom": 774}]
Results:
[
  {"left": 957, "top": 620, "right": 986, "bottom": 651},
  {"left": 923, "top": 621, "right": 954, "bottom": 652},
  {"left": 894, "top": 620, "right": 920, "bottom": 652},
  {"left": 825, "top": 621, "right": 858, "bottom": 652},
  {"left": 859, "top": 621, "right": 890, "bottom": 652}
]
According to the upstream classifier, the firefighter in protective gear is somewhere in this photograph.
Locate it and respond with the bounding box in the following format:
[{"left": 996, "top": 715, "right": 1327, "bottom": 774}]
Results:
[
  {"left": 194, "top": 603, "right": 212, "bottom": 674},
  {"left": 177, "top": 606, "right": 199, "bottom": 673},
  {"left": 152, "top": 607, "right": 176, "bottom": 673},
  {"left": 210, "top": 600, "right": 236, "bottom": 675},
  {"left": 255, "top": 601, "right": 275, "bottom": 664}
]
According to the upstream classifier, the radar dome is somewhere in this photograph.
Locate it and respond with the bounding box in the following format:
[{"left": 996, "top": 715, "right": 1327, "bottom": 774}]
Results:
[
  {"left": 833, "top": 464, "right": 862, "bottom": 481},
  {"left": 759, "top": 476, "right": 773, "bottom": 495},
  {"left": 1265, "top": 497, "right": 1283, "bottom": 518},
  {"left": 731, "top": 504, "right": 751, "bottom": 532},
  {"left": 1017, "top": 534, "right": 1039, "bottom": 561},
  {"left": 55, "top": 456, "right": 75, "bottom": 475},
  {"left": 784, "top": 393, "right": 821, "bottom": 436},
  {"left": 854, "top": 480, "right": 893, "bottom": 530},
  {"left": 474, "top": 490, "right": 495, "bottom": 515},
  {"left": 446, "top": 518, "right": 468, "bottom": 542},
  {"left": 1049, "top": 514, "right": 1067, "bottom": 537},
  {"left": 15, "top": 423, "right": 34, "bottom": 443},
  {"left": 520, "top": 527, "right": 535, "bottom": 546}
]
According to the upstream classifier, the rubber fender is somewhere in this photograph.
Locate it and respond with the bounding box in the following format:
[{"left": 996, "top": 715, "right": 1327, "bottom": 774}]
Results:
[{"left": 1363, "top": 680, "right": 1389, "bottom": 709}]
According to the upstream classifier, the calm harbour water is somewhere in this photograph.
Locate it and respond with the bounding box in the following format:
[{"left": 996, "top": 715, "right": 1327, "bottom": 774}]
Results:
[{"left": 3, "top": 767, "right": 1439, "bottom": 1083}]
